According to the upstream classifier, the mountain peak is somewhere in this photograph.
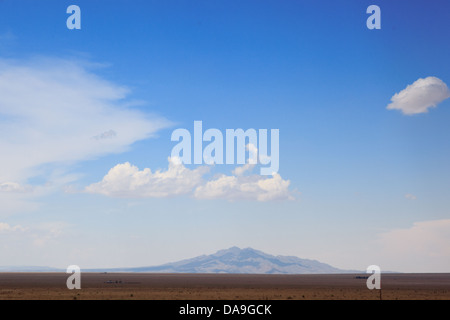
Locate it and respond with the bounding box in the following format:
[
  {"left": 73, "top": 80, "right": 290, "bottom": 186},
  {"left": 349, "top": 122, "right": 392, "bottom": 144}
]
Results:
[
  {"left": 214, "top": 246, "right": 256, "bottom": 256},
  {"left": 126, "top": 247, "right": 350, "bottom": 274}
]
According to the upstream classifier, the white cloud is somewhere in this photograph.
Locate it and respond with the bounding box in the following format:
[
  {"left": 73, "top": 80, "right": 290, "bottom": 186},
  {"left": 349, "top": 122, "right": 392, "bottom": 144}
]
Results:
[
  {"left": 85, "top": 157, "right": 209, "bottom": 198},
  {"left": 387, "top": 76, "right": 450, "bottom": 115},
  {"left": 377, "top": 219, "right": 450, "bottom": 272},
  {"left": 404, "top": 193, "right": 417, "bottom": 200},
  {"left": 85, "top": 158, "right": 295, "bottom": 202},
  {"left": 0, "top": 57, "right": 170, "bottom": 185},
  {"left": 0, "top": 222, "right": 26, "bottom": 232},
  {"left": 231, "top": 143, "right": 258, "bottom": 176},
  {"left": 232, "top": 163, "right": 255, "bottom": 176},
  {"left": 0, "top": 182, "right": 31, "bottom": 193},
  {"left": 194, "top": 172, "right": 294, "bottom": 201}
]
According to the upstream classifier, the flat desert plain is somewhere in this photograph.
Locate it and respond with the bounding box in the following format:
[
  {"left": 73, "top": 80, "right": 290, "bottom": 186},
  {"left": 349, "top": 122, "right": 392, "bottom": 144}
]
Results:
[{"left": 0, "top": 273, "right": 449, "bottom": 300}]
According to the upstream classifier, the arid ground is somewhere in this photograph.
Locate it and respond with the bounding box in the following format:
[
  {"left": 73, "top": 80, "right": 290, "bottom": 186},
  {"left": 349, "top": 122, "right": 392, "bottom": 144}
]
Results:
[{"left": 0, "top": 273, "right": 449, "bottom": 300}]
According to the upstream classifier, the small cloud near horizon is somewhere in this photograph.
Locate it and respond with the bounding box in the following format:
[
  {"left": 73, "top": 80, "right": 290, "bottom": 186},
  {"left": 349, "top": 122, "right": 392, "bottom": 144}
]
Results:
[{"left": 377, "top": 219, "right": 450, "bottom": 272}]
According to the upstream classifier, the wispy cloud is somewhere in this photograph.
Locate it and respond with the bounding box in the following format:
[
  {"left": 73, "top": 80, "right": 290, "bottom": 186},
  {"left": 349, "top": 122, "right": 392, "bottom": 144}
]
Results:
[
  {"left": 0, "top": 57, "right": 170, "bottom": 186},
  {"left": 91, "top": 129, "right": 117, "bottom": 140},
  {"left": 387, "top": 76, "right": 450, "bottom": 115},
  {"left": 0, "top": 222, "right": 26, "bottom": 232},
  {"left": 0, "top": 221, "right": 67, "bottom": 249},
  {"left": 404, "top": 193, "right": 417, "bottom": 200},
  {"left": 0, "top": 182, "right": 31, "bottom": 193}
]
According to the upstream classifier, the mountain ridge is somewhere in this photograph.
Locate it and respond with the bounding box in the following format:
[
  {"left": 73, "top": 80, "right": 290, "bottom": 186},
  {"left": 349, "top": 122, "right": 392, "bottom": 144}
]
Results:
[
  {"left": 92, "top": 247, "right": 357, "bottom": 274},
  {"left": 0, "top": 247, "right": 359, "bottom": 274}
]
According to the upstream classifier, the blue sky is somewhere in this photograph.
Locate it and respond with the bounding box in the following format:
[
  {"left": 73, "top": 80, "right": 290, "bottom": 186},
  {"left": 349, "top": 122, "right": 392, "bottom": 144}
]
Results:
[{"left": 0, "top": 0, "right": 449, "bottom": 272}]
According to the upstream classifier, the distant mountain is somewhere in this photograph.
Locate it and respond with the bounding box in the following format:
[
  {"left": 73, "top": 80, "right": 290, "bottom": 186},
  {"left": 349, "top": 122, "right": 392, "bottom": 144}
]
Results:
[
  {"left": 1, "top": 247, "right": 357, "bottom": 274},
  {"left": 0, "top": 266, "right": 63, "bottom": 272},
  {"left": 100, "top": 247, "right": 353, "bottom": 274}
]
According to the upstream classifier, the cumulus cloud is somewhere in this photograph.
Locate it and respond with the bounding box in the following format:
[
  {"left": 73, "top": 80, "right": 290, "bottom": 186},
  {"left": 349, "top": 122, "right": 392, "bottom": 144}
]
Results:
[
  {"left": 85, "top": 157, "right": 209, "bottom": 198},
  {"left": 194, "top": 172, "right": 293, "bottom": 201},
  {"left": 85, "top": 157, "right": 295, "bottom": 202},
  {"left": 232, "top": 163, "right": 255, "bottom": 176},
  {"left": 0, "top": 57, "right": 170, "bottom": 185},
  {"left": 377, "top": 219, "right": 450, "bottom": 272},
  {"left": 202, "top": 143, "right": 293, "bottom": 201},
  {"left": 387, "top": 76, "right": 450, "bottom": 115}
]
